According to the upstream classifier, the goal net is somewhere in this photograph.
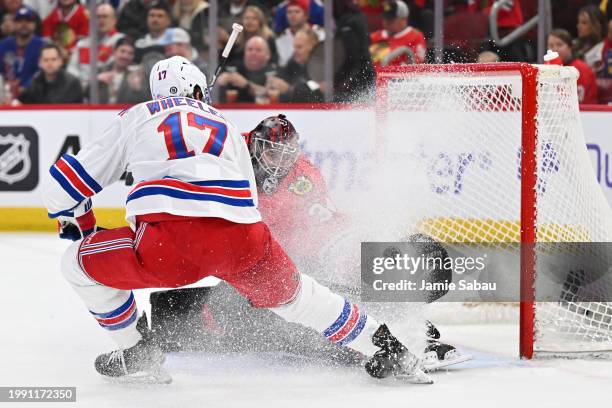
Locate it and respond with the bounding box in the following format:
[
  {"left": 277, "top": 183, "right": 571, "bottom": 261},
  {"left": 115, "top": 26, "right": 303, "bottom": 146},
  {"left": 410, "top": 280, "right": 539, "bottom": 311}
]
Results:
[{"left": 376, "top": 63, "right": 612, "bottom": 358}]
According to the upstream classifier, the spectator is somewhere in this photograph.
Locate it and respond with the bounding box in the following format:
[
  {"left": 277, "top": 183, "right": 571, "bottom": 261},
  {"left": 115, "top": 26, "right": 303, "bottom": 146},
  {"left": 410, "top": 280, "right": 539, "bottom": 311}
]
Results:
[
  {"left": 118, "top": 0, "right": 155, "bottom": 41},
  {"left": 1, "top": 0, "right": 24, "bottom": 39},
  {"left": 275, "top": 0, "right": 324, "bottom": 67},
  {"left": 370, "top": 0, "right": 426, "bottom": 66},
  {"left": 23, "top": 0, "right": 53, "bottom": 20},
  {"left": 134, "top": 0, "right": 173, "bottom": 63},
  {"left": 67, "top": 3, "right": 124, "bottom": 88},
  {"left": 0, "top": 6, "right": 43, "bottom": 99},
  {"left": 19, "top": 42, "right": 83, "bottom": 103},
  {"left": 218, "top": 0, "right": 267, "bottom": 35},
  {"left": 481, "top": 0, "right": 524, "bottom": 31},
  {"left": 173, "top": 0, "right": 208, "bottom": 53},
  {"left": 574, "top": 5, "right": 607, "bottom": 74},
  {"left": 163, "top": 27, "right": 207, "bottom": 73},
  {"left": 229, "top": 5, "right": 277, "bottom": 66},
  {"left": 267, "top": 27, "right": 323, "bottom": 103},
  {"left": 552, "top": 0, "right": 595, "bottom": 38},
  {"left": 273, "top": 0, "right": 324, "bottom": 34},
  {"left": 402, "top": 0, "right": 434, "bottom": 38},
  {"left": 475, "top": 0, "right": 531, "bottom": 62},
  {"left": 333, "top": 0, "right": 374, "bottom": 101},
  {"left": 548, "top": 29, "right": 598, "bottom": 104},
  {"left": 477, "top": 50, "right": 500, "bottom": 63},
  {"left": 42, "top": 0, "right": 89, "bottom": 51},
  {"left": 217, "top": 35, "right": 276, "bottom": 103},
  {"left": 601, "top": 19, "right": 612, "bottom": 78},
  {"left": 95, "top": 37, "right": 149, "bottom": 104}
]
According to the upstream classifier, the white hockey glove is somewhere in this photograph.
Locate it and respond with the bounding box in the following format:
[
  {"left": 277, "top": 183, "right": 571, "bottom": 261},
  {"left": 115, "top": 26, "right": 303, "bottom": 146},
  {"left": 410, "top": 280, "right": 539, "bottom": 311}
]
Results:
[{"left": 56, "top": 198, "right": 97, "bottom": 241}]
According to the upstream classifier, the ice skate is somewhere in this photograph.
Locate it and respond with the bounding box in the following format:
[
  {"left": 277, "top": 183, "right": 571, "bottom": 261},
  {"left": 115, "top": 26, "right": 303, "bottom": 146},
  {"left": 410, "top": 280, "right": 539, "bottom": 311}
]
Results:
[
  {"left": 422, "top": 339, "right": 472, "bottom": 372},
  {"left": 422, "top": 321, "right": 471, "bottom": 371},
  {"left": 365, "top": 324, "right": 433, "bottom": 384},
  {"left": 94, "top": 314, "right": 171, "bottom": 384}
]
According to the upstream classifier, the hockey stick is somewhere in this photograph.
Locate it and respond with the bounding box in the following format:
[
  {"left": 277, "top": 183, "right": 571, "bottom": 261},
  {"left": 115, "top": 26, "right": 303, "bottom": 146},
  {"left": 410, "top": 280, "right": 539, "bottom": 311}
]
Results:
[{"left": 208, "top": 23, "right": 244, "bottom": 89}]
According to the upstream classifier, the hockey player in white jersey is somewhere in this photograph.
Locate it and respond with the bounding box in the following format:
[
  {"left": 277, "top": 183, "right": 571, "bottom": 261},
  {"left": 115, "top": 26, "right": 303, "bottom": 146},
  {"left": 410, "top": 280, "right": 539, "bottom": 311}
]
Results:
[{"left": 42, "top": 56, "right": 431, "bottom": 384}]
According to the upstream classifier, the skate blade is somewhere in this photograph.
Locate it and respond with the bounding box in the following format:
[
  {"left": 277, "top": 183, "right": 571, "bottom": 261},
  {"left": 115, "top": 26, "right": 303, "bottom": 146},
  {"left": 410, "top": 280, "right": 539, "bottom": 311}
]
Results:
[
  {"left": 423, "top": 353, "right": 472, "bottom": 372},
  {"left": 103, "top": 367, "right": 172, "bottom": 385}
]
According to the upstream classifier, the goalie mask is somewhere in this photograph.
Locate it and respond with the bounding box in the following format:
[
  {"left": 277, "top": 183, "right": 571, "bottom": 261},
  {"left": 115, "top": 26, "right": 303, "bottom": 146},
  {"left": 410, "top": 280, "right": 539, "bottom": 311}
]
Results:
[{"left": 248, "top": 114, "right": 300, "bottom": 194}]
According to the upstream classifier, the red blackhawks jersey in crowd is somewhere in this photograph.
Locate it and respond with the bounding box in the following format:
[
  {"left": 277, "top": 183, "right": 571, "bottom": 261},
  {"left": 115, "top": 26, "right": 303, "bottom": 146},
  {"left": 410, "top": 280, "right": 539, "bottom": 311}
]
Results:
[
  {"left": 370, "top": 26, "right": 427, "bottom": 66},
  {"left": 257, "top": 154, "right": 345, "bottom": 260},
  {"left": 42, "top": 4, "right": 89, "bottom": 50}
]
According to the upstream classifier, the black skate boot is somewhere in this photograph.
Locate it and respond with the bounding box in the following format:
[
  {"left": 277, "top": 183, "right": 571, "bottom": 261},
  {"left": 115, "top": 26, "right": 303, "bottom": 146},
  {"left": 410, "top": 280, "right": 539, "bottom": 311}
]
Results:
[
  {"left": 422, "top": 321, "right": 471, "bottom": 372},
  {"left": 365, "top": 324, "right": 432, "bottom": 384},
  {"left": 425, "top": 320, "right": 440, "bottom": 339},
  {"left": 94, "top": 313, "right": 171, "bottom": 384}
]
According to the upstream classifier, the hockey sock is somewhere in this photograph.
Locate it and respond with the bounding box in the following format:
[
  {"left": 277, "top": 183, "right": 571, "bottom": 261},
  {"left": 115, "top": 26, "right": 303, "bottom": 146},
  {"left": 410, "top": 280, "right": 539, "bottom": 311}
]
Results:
[{"left": 270, "top": 273, "right": 379, "bottom": 356}]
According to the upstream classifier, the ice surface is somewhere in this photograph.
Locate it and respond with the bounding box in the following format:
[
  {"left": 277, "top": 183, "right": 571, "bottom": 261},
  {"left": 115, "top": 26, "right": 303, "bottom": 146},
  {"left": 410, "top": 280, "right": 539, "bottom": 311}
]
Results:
[{"left": 1, "top": 233, "right": 611, "bottom": 408}]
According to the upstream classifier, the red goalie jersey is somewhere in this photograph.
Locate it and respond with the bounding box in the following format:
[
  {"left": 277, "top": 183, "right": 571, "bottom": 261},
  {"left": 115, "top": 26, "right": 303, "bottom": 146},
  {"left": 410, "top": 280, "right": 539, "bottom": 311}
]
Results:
[{"left": 257, "top": 154, "right": 345, "bottom": 259}]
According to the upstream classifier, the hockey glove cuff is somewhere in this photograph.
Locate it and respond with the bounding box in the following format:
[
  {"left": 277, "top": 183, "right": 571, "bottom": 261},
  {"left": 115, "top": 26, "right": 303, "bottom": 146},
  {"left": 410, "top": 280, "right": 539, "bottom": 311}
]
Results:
[{"left": 57, "top": 199, "right": 97, "bottom": 241}]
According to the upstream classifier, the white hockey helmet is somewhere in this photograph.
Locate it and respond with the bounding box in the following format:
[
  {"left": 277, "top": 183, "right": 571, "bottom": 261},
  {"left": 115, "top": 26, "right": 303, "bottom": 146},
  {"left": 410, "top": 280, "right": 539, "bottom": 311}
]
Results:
[{"left": 149, "top": 56, "right": 211, "bottom": 104}]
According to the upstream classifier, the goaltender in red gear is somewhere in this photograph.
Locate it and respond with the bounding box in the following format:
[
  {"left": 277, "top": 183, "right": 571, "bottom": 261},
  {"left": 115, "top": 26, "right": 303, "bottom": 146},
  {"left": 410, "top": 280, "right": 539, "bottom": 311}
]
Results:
[
  {"left": 244, "top": 116, "right": 345, "bottom": 261},
  {"left": 237, "top": 114, "right": 470, "bottom": 371}
]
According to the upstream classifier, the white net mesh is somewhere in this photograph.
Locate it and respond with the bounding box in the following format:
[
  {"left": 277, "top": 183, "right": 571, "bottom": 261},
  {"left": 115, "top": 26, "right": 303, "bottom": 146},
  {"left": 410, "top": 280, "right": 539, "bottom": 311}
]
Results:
[
  {"left": 534, "top": 66, "right": 612, "bottom": 355},
  {"left": 377, "top": 64, "right": 612, "bottom": 356}
]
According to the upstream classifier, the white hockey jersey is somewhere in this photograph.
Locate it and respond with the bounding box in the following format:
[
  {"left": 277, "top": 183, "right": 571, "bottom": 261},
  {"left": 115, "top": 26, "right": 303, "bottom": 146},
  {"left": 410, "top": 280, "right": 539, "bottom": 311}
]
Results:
[{"left": 42, "top": 97, "right": 261, "bottom": 227}]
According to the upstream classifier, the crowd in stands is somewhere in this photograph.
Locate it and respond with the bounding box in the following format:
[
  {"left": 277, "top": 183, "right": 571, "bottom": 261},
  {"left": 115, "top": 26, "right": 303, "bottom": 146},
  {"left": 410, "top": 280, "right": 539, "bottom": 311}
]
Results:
[{"left": 0, "top": 0, "right": 611, "bottom": 105}]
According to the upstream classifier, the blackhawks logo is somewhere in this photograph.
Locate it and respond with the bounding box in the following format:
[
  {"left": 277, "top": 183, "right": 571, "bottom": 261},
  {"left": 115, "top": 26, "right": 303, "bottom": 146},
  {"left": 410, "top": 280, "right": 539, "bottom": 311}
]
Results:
[{"left": 288, "top": 175, "right": 313, "bottom": 196}]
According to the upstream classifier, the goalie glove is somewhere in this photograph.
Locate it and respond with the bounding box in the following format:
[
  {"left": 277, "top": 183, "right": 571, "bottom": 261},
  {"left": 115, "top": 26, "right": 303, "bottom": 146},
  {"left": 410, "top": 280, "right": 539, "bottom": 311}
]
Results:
[{"left": 56, "top": 198, "right": 97, "bottom": 241}]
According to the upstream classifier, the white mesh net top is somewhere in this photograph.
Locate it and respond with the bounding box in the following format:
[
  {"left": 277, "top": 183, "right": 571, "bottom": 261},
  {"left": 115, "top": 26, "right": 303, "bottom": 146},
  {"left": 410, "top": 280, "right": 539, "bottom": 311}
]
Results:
[{"left": 376, "top": 63, "right": 612, "bottom": 358}]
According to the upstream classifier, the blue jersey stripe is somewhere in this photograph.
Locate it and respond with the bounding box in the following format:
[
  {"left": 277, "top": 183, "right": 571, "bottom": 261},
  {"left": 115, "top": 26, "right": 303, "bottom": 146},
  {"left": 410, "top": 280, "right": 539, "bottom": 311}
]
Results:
[
  {"left": 162, "top": 177, "right": 250, "bottom": 189},
  {"left": 62, "top": 154, "right": 102, "bottom": 193},
  {"left": 47, "top": 201, "right": 85, "bottom": 218},
  {"left": 337, "top": 315, "right": 368, "bottom": 346},
  {"left": 127, "top": 186, "right": 255, "bottom": 207},
  {"left": 48, "top": 209, "right": 74, "bottom": 218},
  {"left": 49, "top": 165, "right": 85, "bottom": 203},
  {"left": 90, "top": 292, "right": 135, "bottom": 319},
  {"left": 191, "top": 179, "right": 250, "bottom": 188},
  {"left": 323, "top": 300, "right": 351, "bottom": 338}
]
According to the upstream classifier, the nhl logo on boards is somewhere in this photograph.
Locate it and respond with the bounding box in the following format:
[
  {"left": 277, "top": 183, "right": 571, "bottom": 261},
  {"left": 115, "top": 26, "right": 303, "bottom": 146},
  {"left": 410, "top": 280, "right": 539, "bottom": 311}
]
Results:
[
  {"left": 0, "top": 127, "right": 38, "bottom": 191},
  {"left": 0, "top": 134, "right": 30, "bottom": 184}
]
